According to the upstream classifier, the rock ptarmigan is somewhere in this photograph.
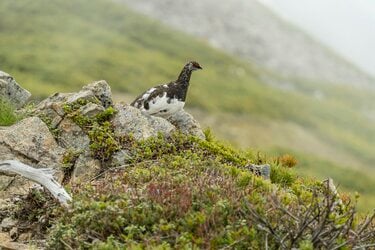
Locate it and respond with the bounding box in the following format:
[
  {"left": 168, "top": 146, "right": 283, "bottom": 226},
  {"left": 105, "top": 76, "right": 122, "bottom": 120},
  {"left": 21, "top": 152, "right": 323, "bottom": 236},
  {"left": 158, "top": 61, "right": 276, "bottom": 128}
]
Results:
[{"left": 131, "top": 61, "right": 202, "bottom": 118}]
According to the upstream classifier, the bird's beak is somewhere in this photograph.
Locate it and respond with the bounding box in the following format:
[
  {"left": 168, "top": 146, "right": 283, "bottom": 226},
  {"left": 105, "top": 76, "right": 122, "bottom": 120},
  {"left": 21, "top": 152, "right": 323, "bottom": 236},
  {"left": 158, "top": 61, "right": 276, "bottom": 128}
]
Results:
[{"left": 197, "top": 65, "right": 203, "bottom": 70}]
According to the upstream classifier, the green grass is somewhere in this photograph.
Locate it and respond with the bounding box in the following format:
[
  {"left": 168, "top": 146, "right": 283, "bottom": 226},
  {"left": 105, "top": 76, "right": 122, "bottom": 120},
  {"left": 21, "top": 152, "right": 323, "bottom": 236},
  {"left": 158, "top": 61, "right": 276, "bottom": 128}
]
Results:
[
  {"left": 0, "top": 98, "right": 19, "bottom": 126},
  {"left": 1, "top": 0, "right": 375, "bottom": 209},
  {"left": 267, "top": 147, "right": 375, "bottom": 212}
]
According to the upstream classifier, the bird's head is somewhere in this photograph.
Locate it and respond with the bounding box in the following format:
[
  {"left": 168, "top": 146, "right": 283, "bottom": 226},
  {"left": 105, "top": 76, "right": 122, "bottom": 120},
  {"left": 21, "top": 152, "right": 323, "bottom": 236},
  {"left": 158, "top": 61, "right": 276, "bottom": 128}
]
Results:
[{"left": 187, "top": 61, "right": 203, "bottom": 71}]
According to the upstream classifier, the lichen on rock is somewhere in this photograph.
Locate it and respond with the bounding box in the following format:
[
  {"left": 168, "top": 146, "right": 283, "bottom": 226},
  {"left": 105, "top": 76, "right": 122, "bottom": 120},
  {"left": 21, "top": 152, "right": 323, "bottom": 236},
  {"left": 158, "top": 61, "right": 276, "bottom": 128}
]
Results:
[
  {"left": 168, "top": 109, "right": 205, "bottom": 139},
  {"left": 112, "top": 104, "right": 176, "bottom": 141}
]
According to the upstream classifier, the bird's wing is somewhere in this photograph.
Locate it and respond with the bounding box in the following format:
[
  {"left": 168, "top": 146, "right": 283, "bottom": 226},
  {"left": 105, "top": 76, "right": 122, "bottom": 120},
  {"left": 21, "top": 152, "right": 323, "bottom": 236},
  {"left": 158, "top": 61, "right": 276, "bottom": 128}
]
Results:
[
  {"left": 131, "top": 82, "right": 173, "bottom": 107},
  {"left": 130, "top": 87, "right": 156, "bottom": 107}
]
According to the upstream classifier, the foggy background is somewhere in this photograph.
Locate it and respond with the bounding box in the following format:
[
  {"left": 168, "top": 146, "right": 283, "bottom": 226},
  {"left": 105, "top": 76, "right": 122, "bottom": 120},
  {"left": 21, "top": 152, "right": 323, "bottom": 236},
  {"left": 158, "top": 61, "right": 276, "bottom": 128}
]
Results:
[{"left": 261, "top": 0, "right": 375, "bottom": 77}]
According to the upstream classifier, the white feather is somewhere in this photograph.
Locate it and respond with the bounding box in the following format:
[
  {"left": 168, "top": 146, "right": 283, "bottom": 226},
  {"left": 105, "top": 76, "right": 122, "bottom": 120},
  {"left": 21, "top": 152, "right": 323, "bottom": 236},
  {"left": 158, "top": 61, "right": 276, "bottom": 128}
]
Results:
[
  {"left": 141, "top": 87, "right": 156, "bottom": 100},
  {"left": 141, "top": 92, "right": 185, "bottom": 118}
]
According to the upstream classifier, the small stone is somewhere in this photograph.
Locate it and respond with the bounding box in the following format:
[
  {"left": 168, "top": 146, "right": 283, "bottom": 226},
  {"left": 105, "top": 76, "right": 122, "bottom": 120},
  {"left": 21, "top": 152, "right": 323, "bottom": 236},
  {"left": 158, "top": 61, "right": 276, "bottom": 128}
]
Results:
[
  {"left": 50, "top": 115, "right": 63, "bottom": 128},
  {"left": 245, "top": 164, "right": 271, "bottom": 180},
  {"left": 111, "top": 150, "right": 132, "bottom": 167},
  {"left": 79, "top": 103, "right": 105, "bottom": 118},
  {"left": 51, "top": 102, "right": 65, "bottom": 116},
  {"left": 66, "top": 90, "right": 93, "bottom": 104},
  {"left": 72, "top": 150, "right": 102, "bottom": 182},
  {"left": 0, "top": 217, "right": 17, "bottom": 231},
  {"left": 82, "top": 80, "right": 113, "bottom": 108},
  {"left": 0, "top": 198, "right": 14, "bottom": 210},
  {"left": 0, "top": 233, "right": 29, "bottom": 250}
]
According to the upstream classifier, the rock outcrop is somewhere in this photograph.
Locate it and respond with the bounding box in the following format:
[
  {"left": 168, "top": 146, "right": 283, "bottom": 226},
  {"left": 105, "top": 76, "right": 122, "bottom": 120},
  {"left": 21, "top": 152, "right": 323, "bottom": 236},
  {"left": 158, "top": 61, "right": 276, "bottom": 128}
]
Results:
[
  {"left": 32, "top": 80, "right": 112, "bottom": 150},
  {"left": 0, "top": 71, "right": 31, "bottom": 108},
  {"left": 0, "top": 77, "right": 206, "bottom": 199},
  {"left": 112, "top": 104, "right": 176, "bottom": 141},
  {"left": 0, "top": 76, "right": 208, "bottom": 193}
]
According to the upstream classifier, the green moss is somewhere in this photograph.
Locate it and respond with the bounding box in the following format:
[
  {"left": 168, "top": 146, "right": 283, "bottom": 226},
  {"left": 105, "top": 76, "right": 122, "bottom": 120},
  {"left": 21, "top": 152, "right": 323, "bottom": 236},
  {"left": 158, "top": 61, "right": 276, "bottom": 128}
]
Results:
[
  {"left": 95, "top": 106, "right": 116, "bottom": 123},
  {"left": 61, "top": 148, "right": 82, "bottom": 182},
  {"left": 62, "top": 98, "right": 119, "bottom": 165},
  {"left": 88, "top": 121, "right": 120, "bottom": 163},
  {"left": 62, "top": 149, "right": 81, "bottom": 167},
  {"left": 37, "top": 113, "right": 61, "bottom": 138},
  {"left": 62, "top": 97, "right": 100, "bottom": 114}
]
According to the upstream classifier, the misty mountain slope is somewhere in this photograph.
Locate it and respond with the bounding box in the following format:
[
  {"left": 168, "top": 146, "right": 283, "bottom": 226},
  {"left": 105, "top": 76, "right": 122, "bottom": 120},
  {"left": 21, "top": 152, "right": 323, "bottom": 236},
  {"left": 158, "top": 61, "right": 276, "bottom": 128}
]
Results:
[
  {"left": 1, "top": 0, "right": 375, "bottom": 210},
  {"left": 116, "top": 0, "right": 374, "bottom": 87}
]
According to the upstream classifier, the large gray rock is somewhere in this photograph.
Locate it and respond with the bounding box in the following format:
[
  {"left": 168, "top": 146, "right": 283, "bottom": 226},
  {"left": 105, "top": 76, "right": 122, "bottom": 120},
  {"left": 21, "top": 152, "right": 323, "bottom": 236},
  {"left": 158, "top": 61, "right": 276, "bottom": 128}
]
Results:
[
  {"left": 34, "top": 80, "right": 112, "bottom": 120},
  {"left": 112, "top": 104, "right": 176, "bottom": 140},
  {"left": 0, "top": 117, "right": 64, "bottom": 168},
  {"left": 0, "top": 71, "right": 31, "bottom": 109},
  {"left": 28, "top": 82, "right": 113, "bottom": 182},
  {"left": 168, "top": 110, "right": 205, "bottom": 139},
  {"left": 32, "top": 81, "right": 112, "bottom": 149},
  {"left": 0, "top": 117, "right": 65, "bottom": 198}
]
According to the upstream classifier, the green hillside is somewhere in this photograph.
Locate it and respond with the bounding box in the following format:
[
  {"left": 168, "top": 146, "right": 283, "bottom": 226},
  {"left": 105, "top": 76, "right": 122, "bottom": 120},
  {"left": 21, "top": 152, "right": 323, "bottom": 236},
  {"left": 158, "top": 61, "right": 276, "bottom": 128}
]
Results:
[{"left": 1, "top": 0, "right": 375, "bottom": 210}]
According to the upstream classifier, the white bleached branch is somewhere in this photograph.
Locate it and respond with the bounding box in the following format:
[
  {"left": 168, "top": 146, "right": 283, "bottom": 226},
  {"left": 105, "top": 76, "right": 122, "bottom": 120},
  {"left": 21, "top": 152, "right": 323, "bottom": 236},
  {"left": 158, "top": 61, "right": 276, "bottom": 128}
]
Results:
[{"left": 0, "top": 160, "right": 71, "bottom": 206}]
